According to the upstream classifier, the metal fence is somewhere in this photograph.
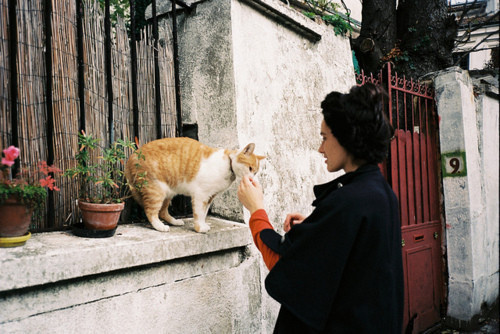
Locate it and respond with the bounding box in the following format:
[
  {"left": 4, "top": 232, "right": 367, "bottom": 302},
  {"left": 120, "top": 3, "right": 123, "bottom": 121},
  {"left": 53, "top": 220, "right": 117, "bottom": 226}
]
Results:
[
  {"left": 356, "top": 62, "right": 441, "bottom": 227},
  {"left": 0, "top": 0, "right": 177, "bottom": 230},
  {"left": 357, "top": 63, "right": 444, "bottom": 332}
]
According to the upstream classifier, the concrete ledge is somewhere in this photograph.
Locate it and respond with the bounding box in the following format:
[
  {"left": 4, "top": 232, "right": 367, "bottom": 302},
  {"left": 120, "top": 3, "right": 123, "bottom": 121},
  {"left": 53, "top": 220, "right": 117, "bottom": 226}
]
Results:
[
  {"left": 239, "top": 0, "right": 323, "bottom": 42},
  {"left": 146, "top": 0, "right": 323, "bottom": 42},
  {"left": 0, "top": 217, "right": 251, "bottom": 292}
]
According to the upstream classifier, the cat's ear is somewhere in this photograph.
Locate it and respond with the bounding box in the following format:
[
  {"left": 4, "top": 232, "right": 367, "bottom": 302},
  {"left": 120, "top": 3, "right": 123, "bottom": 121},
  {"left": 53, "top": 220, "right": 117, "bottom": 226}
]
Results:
[
  {"left": 242, "top": 143, "right": 255, "bottom": 155},
  {"left": 256, "top": 155, "right": 266, "bottom": 161}
]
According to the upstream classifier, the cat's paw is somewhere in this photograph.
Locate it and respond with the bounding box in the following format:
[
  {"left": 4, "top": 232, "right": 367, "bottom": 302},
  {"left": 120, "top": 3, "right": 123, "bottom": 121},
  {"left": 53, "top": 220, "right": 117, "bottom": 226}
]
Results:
[
  {"left": 194, "top": 222, "right": 210, "bottom": 233},
  {"left": 169, "top": 218, "right": 185, "bottom": 226},
  {"left": 153, "top": 224, "right": 170, "bottom": 232},
  {"left": 150, "top": 219, "right": 170, "bottom": 232}
]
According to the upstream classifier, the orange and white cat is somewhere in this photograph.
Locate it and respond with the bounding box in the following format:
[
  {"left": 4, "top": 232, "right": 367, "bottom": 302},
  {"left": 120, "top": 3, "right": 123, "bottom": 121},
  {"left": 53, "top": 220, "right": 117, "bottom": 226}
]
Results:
[{"left": 125, "top": 137, "right": 264, "bottom": 233}]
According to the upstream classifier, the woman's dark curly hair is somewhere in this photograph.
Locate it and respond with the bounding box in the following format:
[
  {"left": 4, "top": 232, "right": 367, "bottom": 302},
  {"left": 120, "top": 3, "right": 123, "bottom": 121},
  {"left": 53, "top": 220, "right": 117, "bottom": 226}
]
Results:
[{"left": 321, "top": 83, "right": 393, "bottom": 164}]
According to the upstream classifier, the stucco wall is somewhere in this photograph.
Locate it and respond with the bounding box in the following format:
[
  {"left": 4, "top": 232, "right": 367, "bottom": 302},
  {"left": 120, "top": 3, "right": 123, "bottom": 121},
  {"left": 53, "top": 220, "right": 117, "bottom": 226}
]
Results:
[
  {"left": 1, "top": 2, "right": 356, "bottom": 333},
  {"left": 473, "top": 77, "right": 499, "bottom": 312},
  {"left": 229, "top": 3, "right": 354, "bottom": 330},
  {"left": 432, "top": 67, "right": 499, "bottom": 327},
  {"left": 231, "top": 0, "right": 355, "bottom": 227},
  {"left": 0, "top": 219, "right": 261, "bottom": 333},
  {"left": 152, "top": 0, "right": 354, "bottom": 223},
  {"left": 149, "top": 0, "right": 355, "bottom": 331}
]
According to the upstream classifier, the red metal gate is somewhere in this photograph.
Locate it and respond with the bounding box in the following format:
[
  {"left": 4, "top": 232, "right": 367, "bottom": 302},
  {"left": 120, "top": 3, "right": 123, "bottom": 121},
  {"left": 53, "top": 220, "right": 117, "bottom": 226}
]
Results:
[{"left": 357, "top": 63, "right": 444, "bottom": 333}]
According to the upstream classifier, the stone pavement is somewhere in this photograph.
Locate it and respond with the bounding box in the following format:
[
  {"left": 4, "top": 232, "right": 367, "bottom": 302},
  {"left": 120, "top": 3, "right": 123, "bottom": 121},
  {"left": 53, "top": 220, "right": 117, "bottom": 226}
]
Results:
[{"left": 424, "top": 305, "right": 499, "bottom": 334}]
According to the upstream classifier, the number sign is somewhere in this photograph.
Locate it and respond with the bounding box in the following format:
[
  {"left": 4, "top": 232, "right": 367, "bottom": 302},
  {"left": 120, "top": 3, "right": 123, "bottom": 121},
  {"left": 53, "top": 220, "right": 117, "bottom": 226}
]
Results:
[{"left": 442, "top": 152, "right": 467, "bottom": 177}]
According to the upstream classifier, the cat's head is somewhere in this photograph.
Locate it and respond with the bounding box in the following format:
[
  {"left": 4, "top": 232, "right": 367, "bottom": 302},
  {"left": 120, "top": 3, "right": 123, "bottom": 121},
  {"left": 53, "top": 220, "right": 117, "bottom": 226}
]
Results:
[{"left": 230, "top": 143, "right": 265, "bottom": 178}]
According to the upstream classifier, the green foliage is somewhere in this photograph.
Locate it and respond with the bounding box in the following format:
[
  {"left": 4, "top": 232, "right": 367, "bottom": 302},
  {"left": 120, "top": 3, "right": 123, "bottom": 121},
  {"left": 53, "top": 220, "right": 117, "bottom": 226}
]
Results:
[
  {"left": 0, "top": 183, "right": 47, "bottom": 213},
  {"left": 98, "top": 0, "right": 130, "bottom": 25},
  {"left": 64, "top": 132, "right": 142, "bottom": 204},
  {"left": 412, "top": 35, "right": 431, "bottom": 52},
  {"left": 302, "top": 0, "right": 353, "bottom": 38},
  {"left": 1, "top": 147, "right": 61, "bottom": 217},
  {"left": 322, "top": 14, "right": 353, "bottom": 36},
  {"left": 305, "top": 0, "right": 340, "bottom": 12},
  {"left": 393, "top": 50, "right": 416, "bottom": 71},
  {"left": 97, "top": 0, "right": 151, "bottom": 39},
  {"left": 303, "top": 11, "right": 316, "bottom": 19}
]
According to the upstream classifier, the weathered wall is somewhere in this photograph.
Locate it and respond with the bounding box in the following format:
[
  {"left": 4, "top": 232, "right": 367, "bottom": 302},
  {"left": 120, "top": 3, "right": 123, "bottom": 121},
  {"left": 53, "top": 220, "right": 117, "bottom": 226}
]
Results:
[
  {"left": 0, "top": 2, "right": 356, "bottom": 334},
  {"left": 148, "top": 0, "right": 355, "bottom": 331},
  {"left": 432, "top": 67, "right": 499, "bottom": 328},
  {"left": 0, "top": 219, "right": 261, "bottom": 333},
  {"left": 151, "top": 0, "right": 354, "bottom": 224},
  {"left": 472, "top": 75, "right": 499, "bottom": 314},
  {"left": 231, "top": 0, "right": 354, "bottom": 227}
]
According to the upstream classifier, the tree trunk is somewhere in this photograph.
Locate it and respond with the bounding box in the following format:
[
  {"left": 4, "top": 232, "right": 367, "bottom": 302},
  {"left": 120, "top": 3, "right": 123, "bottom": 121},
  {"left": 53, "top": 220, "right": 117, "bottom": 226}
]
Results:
[
  {"left": 352, "top": 0, "right": 397, "bottom": 74},
  {"left": 396, "top": 0, "right": 457, "bottom": 78},
  {"left": 354, "top": 0, "right": 458, "bottom": 79}
]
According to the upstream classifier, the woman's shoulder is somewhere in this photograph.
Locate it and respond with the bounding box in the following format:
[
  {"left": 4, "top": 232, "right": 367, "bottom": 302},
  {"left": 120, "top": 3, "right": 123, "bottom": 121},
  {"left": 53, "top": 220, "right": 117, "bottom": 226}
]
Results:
[
  {"left": 313, "top": 165, "right": 396, "bottom": 209},
  {"left": 331, "top": 167, "right": 394, "bottom": 207}
]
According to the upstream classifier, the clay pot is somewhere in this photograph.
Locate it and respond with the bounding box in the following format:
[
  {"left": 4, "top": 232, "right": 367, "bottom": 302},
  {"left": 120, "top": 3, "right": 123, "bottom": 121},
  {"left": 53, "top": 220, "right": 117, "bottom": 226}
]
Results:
[
  {"left": 78, "top": 200, "right": 125, "bottom": 231},
  {"left": 0, "top": 197, "right": 33, "bottom": 237}
]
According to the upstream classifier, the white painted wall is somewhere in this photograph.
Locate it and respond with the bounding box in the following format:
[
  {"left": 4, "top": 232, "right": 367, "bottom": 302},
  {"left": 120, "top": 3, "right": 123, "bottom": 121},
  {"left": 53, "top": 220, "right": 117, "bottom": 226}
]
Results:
[
  {"left": 149, "top": 0, "right": 355, "bottom": 331},
  {"left": 229, "top": 2, "right": 354, "bottom": 330},
  {"left": 230, "top": 0, "right": 354, "bottom": 231},
  {"left": 433, "top": 67, "right": 499, "bottom": 327},
  {"left": 158, "top": 0, "right": 354, "bottom": 225},
  {"left": 0, "top": 220, "right": 261, "bottom": 334},
  {"left": 469, "top": 49, "right": 493, "bottom": 70},
  {"left": 474, "top": 77, "right": 499, "bottom": 311}
]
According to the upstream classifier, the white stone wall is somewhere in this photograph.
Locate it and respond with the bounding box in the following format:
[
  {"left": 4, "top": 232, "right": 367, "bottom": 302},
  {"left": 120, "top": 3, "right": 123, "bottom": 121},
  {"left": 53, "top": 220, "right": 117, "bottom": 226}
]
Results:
[
  {"left": 159, "top": 0, "right": 354, "bottom": 224},
  {"left": 230, "top": 0, "right": 354, "bottom": 230},
  {"left": 150, "top": 0, "right": 355, "bottom": 331},
  {"left": 0, "top": 2, "right": 357, "bottom": 334},
  {"left": 0, "top": 219, "right": 260, "bottom": 334},
  {"left": 474, "top": 77, "right": 499, "bottom": 311},
  {"left": 433, "top": 67, "right": 499, "bottom": 326}
]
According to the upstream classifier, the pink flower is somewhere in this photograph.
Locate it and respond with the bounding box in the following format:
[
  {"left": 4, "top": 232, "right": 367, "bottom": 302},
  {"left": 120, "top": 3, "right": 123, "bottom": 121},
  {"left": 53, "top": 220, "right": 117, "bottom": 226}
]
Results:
[
  {"left": 40, "top": 176, "right": 59, "bottom": 191},
  {"left": 3, "top": 146, "right": 20, "bottom": 161},
  {"left": 1, "top": 157, "right": 15, "bottom": 167},
  {"left": 38, "top": 161, "right": 62, "bottom": 176}
]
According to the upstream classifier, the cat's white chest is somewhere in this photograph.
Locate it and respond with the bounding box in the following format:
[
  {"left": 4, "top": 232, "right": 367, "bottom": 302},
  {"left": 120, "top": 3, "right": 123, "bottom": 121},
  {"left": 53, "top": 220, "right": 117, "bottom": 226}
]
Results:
[{"left": 186, "top": 149, "right": 234, "bottom": 196}]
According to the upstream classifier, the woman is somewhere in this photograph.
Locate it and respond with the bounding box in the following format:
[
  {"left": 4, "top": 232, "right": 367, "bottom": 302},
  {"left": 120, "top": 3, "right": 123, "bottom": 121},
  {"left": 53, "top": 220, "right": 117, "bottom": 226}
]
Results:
[{"left": 237, "top": 83, "right": 404, "bottom": 333}]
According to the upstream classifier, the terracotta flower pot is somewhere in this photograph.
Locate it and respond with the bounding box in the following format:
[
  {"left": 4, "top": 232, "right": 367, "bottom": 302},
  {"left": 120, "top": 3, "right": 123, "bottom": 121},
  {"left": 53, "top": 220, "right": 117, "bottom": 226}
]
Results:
[
  {"left": 78, "top": 200, "right": 125, "bottom": 231},
  {"left": 0, "top": 197, "right": 34, "bottom": 237}
]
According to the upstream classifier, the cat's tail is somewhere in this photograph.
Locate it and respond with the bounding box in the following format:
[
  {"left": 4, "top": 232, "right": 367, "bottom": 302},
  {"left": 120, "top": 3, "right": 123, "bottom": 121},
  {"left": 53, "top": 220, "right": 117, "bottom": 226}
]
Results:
[{"left": 124, "top": 156, "right": 144, "bottom": 206}]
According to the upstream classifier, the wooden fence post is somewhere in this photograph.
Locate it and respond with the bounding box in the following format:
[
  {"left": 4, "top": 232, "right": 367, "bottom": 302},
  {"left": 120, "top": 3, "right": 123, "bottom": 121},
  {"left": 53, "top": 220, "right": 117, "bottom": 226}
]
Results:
[
  {"left": 171, "top": 0, "right": 183, "bottom": 137},
  {"left": 130, "top": 0, "right": 140, "bottom": 142},
  {"left": 152, "top": 0, "right": 162, "bottom": 139},
  {"left": 7, "top": 0, "right": 19, "bottom": 173},
  {"left": 105, "top": 0, "right": 114, "bottom": 144},
  {"left": 76, "top": 0, "right": 85, "bottom": 134},
  {"left": 43, "top": 0, "right": 55, "bottom": 225}
]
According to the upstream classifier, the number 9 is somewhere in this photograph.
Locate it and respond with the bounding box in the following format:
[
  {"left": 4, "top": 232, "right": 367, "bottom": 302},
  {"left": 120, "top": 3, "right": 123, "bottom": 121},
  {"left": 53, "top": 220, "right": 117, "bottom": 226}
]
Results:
[{"left": 450, "top": 158, "right": 460, "bottom": 174}]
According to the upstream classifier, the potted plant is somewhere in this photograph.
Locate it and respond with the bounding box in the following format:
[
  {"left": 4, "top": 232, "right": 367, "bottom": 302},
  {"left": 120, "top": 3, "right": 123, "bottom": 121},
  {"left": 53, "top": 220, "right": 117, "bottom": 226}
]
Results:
[
  {"left": 0, "top": 146, "right": 61, "bottom": 247},
  {"left": 64, "top": 131, "right": 139, "bottom": 237}
]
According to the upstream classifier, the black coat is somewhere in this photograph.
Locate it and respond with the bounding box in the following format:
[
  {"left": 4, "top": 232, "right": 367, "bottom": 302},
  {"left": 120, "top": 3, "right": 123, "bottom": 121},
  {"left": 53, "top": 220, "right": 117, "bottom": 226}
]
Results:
[{"left": 260, "top": 164, "right": 404, "bottom": 333}]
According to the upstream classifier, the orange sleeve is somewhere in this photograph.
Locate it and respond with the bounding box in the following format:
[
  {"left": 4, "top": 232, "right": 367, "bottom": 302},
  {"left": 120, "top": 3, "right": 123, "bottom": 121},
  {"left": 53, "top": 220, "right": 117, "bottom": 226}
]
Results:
[{"left": 249, "top": 209, "right": 280, "bottom": 270}]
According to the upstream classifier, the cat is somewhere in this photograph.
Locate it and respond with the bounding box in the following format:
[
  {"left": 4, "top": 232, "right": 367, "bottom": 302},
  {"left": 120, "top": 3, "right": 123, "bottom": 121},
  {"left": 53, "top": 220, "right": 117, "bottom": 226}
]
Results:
[{"left": 125, "top": 137, "right": 265, "bottom": 233}]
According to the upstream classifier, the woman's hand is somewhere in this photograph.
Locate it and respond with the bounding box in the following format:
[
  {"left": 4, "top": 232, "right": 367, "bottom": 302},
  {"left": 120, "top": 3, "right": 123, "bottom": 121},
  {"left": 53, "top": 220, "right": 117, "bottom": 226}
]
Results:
[
  {"left": 283, "top": 213, "right": 306, "bottom": 232},
  {"left": 237, "top": 175, "right": 264, "bottom": 215}
]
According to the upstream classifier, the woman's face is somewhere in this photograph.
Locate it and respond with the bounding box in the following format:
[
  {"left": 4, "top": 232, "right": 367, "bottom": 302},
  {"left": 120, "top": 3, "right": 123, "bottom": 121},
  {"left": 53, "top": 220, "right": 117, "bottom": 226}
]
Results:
[{"left": 318, "top": 120, "right": 356, "bottom": 173}]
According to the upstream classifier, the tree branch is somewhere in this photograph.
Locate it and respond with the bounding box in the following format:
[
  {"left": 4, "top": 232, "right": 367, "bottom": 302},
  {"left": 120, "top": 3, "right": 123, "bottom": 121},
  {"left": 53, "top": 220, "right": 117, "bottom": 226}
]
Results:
[{"left": 453, "top": 30, "right": 499, "bottom": 66}]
